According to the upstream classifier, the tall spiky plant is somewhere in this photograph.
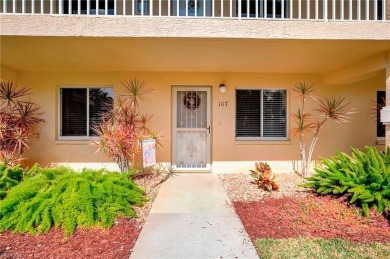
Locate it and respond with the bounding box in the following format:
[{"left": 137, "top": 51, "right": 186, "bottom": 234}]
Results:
[
  {"left": 93, "top": 79, "right": 163, "bottom": 173},
  {"left": 0, "top": 80, "right": 44, "bottom": 165},
  {"left": 291, "top": 82, "right": 354, "bottom": 177},
  {"left": 121, "top": 78, "right": 153, "bottom": 110}
]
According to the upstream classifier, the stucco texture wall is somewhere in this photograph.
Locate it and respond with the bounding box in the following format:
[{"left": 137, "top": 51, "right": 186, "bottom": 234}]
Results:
[
  {"left": 13, "top": 71, "right": 383, "bottom": 173},
  {"left": 0, "top": 66, "right": 18, "bottom": 80}
]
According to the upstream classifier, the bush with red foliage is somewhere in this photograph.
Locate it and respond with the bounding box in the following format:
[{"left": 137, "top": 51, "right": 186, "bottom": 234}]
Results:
[{"left": 0, "top": 80, "right": 44, "bottom": 165}]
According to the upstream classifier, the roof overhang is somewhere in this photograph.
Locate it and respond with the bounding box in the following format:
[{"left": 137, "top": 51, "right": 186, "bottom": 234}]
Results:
[{"left": 1, "top": 15, "right": 390, "bottom": 78}]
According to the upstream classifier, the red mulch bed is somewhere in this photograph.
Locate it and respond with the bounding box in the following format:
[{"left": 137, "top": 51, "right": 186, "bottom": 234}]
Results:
[
  {"left": 234, "top": 195, "right": 390, "bottom": 244},
  {"left": 0, "top": 218, "right": 141, "bottom": 258},
  {"left": 1, "top": 193, "right": 389, "bottom": 257}
]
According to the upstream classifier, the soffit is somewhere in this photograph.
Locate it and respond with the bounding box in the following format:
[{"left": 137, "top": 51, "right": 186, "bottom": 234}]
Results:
[{"left": 1, "top": 36, "right": 390, "bottom": 73}]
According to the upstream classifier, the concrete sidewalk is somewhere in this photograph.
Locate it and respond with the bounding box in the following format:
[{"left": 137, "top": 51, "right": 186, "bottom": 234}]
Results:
[{"left": 130, "top": 174, "right": 258, "bottom": 258}]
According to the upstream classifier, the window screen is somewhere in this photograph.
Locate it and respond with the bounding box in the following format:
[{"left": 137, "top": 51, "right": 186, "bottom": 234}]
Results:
[
  {"left": 263, "top": 90, "right": 287, "bottom": 138},
  {"left": 377, "top": 90, "right": 386, "bottom": 138},
  {"left": 236, "top": 89, "right": 287, "bottom": 139},
  {"left": 61, "top": 87, "right": 113, "bottom": 137},
  {"left": 236, "top": 90, "right": 261, "bottom": 137},
  {"left": 61, "top": 88, "right": 87, "bottom": 136}
]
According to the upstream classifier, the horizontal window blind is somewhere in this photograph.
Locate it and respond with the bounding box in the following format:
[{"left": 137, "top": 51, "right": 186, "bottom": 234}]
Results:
[
  {"left": 377, "top": 90, "right": 386, "bottom": 138},
  {"left": 263, "top": 90, "right": 287, "bottom": 138},
  {"left": 61, "top": 87, "right": 113, "bottom": 138},
  {"left": 89, "top": 88, "right": 114, "bottom": 136},
  {"left": 236, "top": 90, "right": 261, "bottom": 137},
  {"left": 236, "top": 88, "right": 287, "bottom": 139},
  {"left": 61, "top": 88, "right": 87, "bottom": 136}
]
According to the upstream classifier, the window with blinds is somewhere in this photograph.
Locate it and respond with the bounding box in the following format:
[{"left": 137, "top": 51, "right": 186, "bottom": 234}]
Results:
[
  {"left": 236, "top": 89, "right": 287, "bottom": 140},
  {"left": 377, "top": 90, "right": 386, "bottom": 138},
  {"left": 60, "top": 87, "right": 113, "bottom": 138},
  {"left": 236, "top": 90, "right": 261, "bottom": 137}
]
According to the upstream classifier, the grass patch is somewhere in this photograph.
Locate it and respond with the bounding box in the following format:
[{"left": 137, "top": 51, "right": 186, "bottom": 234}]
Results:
[
  {"left": 0, "top": 167, "right": 146, "bottom": 236},
  {"left": 256, "top": 237, "right": 390, "bottom": 259}
]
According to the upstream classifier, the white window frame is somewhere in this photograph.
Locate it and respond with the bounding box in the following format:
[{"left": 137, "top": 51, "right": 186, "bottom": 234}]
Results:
[
  {"left": 58, "top": 86, "right": 113, "bottom": 141},
  {"left": 235, "top": 87, "right": 288, "bottom": 141}
]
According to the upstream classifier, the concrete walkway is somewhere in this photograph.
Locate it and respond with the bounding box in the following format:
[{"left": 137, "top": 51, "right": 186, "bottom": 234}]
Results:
[{"left": 130, "top": 174, "right": 258, "bottom": 259}]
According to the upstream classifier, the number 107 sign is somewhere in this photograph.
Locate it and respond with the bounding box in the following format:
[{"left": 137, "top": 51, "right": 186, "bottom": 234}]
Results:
[{"left": 142, "top": 139, "right": 156, "bottom": 168}]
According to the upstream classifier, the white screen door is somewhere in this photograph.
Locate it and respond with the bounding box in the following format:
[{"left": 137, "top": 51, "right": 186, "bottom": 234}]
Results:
[{"left": 172, "top": 87, "right": 211, "bottom": 172}]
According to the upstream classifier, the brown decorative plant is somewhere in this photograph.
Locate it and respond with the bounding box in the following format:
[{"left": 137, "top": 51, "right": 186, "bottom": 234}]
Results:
[
  {"left": 0, "top": 80, "right": 44, "bottom": 165},
  {"left": 291, "top": 82, "right": 354, "bottom": 177},
  {"left": 93, "top": 79, "right": 163, "bottom": 173},
  {"left": 250, "top": 162, "right": 279, "bottom": 191}
]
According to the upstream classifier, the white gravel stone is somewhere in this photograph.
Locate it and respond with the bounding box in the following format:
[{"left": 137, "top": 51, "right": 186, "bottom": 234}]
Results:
[{"left": 218, "top": 172, "right": 310, "bottom": 202}]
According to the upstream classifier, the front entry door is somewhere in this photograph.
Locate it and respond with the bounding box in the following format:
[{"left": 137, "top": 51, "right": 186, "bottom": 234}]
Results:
[{"left": 172, "top": 87, "right": 211, "bottom": 172}]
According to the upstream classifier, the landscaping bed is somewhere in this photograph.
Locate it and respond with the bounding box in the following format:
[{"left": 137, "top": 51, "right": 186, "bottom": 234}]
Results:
[
  {"left": 0, "top": 173, "right": 167, "bottom": 258},
  {"left": 2, "top": 170, "right": 389, "bottom": 258},
  {"left": 219, "top": 172, "right": 390, "bottom": 258}
]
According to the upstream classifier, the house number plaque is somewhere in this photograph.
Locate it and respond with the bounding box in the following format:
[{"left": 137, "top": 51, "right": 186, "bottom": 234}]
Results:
[{"left": 218, "top": 101, "right": 228, "bottom": 107}]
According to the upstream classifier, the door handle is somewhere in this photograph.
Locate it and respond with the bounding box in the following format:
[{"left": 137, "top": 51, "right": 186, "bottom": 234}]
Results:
[{"left": 207, "top": 126, "right": 211, "bottom": 134}]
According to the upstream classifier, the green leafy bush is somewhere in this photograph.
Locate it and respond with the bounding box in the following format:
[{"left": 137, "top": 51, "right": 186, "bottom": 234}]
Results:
[
  {"left": 0, "top": 167, "right": 146, "bottom": 236},
  {"left": 250, "top": 162, "right": 279, "bottom": 191},
  {"left": 300, "top": 146, "right": 390, "bottom": 215},
  {"left": 0, "top": 163, "right": 24, "bottom": 199}
]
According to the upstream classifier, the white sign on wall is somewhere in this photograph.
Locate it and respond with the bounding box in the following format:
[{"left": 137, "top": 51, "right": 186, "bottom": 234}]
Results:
[{"left": 142, "top": 139, "right": 156, "bottom": 168}]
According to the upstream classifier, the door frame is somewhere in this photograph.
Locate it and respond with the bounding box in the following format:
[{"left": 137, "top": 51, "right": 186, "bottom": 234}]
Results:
[{"left": 171, "top": 86, "right": 212, "bottom": 173}]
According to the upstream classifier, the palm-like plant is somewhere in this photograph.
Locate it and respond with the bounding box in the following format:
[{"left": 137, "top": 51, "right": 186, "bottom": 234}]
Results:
[
  {"left": 121, "top": 78, "right": 153, "bottom": 109},
  {"left": 292, "top": 82, "right": 354, "bottom": 177},
  {"left": 93, "top": 79, "right": 164, "bottom": 173},
  {"left": 0, "top": 80, "right": 30, "bottom": 108},
  {"left": 0, "top": 80, "right": 44, "bottom": 165}
]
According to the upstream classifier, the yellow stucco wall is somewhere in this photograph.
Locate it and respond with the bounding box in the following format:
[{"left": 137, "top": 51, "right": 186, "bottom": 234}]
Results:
[
  {"left": 9, "top": 70, "right": 384, "bottom": 173},
  {"left": 0, "top": 66, "right": 18, "bottom": 80}
]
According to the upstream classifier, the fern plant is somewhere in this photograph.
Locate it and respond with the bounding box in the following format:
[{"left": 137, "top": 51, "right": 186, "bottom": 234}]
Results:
[
  {"left": 300, "top": 146, "right": 390, "bottom": 215},
  {"left": 250, "top": 162, "right": 279, "bottom": 191},
  {"left": 0, "top": 167, "right": 146, "bottom": 236},
  {"left": 0, "top": 163, "right": 24, "bottom": 199}
]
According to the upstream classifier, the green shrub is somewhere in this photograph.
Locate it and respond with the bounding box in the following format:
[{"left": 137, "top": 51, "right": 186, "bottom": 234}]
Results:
[
  {"left": 0, "top": 167, "right": 146, "bottom": 236},
  {"left": 300, "top": 146, "right": 390, "bottom": 216},
  {"left": 0, "top": 163, "right": 25, "bottom": 199}
]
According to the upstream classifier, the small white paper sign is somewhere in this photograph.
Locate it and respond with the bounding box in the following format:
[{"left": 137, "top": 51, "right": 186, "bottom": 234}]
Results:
[{"left": 142, "top": 139, "right": 156, "bottom": 168}]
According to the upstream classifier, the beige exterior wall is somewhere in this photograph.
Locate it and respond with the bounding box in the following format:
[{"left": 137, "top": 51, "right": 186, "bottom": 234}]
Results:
[
  {"left": 0, "top": 66, "right": 19, "bottom": 81},
  {"left": 1, "top": 6, "right": 389, "bottom": 173},
  {"left": 13, "top": 70, "right": 383, "bottom": 173}
]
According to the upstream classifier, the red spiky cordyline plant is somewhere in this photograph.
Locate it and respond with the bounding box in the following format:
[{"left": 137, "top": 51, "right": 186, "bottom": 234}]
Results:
[
  {"left": 0, "top": 80, "right": 44, "bottom": 166},
  {"left": 291, "top": 82, "right": 354, "bottom": 177},
  {"left": 93, "top": 79, "right": 163, "bottom": 173}
]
